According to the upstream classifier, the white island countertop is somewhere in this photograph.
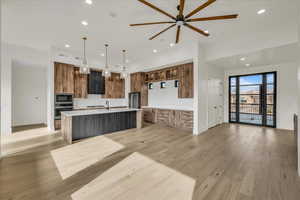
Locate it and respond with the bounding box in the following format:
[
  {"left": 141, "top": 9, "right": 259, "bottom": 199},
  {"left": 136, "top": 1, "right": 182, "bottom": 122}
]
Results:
[{"left": 62, "top": 108, "right": 142, "bottom": 117}]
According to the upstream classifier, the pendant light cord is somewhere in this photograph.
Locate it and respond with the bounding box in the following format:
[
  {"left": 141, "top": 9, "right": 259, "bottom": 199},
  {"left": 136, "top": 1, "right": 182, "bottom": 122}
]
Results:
[
  {"left": 105, "top": 44, "right": 108, "bottom": 69},
  {"left": 122, "top": 50, "right": 126, "bottom": 71}
]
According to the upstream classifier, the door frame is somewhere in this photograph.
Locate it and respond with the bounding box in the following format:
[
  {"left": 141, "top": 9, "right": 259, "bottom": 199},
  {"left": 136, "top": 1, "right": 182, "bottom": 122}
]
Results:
[{"left": 228, "top": 71, "right": 277, "bottom": 128}]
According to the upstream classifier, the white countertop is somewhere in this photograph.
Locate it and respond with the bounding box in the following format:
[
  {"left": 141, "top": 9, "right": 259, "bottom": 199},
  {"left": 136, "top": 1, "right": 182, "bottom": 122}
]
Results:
[
  {"left": 142, "top": 106, "right": 193, "bottom": 111},
  {"left": 62, "top": 108, "right": 141, "bottom": 117}
]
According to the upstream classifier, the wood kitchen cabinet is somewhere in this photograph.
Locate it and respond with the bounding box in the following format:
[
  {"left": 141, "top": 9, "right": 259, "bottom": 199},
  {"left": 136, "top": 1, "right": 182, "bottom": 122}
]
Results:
[
  {"left": 143, "top": 108, "right": 193, "bottom": 132},
  {"left": 54, "top": 62, "right": 74, "bottom": 94},
  {"left": 130, "top": 72, "right": 148, "bottom": 106},
  {"left": 74, "top": 67, "right": 88, "bottom": 98},
  {"left": 88, "top": 70, "right": 105, "bottom": 95},
  {"left": 178, "top": 63, "right": 194, "bottom": 98},
  {"left": 104, "top": 73, "right": 125, "bottom": 98}
]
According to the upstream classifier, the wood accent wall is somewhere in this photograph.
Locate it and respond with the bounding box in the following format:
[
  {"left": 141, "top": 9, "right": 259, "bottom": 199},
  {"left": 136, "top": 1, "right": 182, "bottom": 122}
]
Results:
[
  {"left": 143, "top": 108, "right": 193, "bottom": 132},
  {"left": 178, "top": 63, "right": 194, "bottom": 98},
  {"left": 104, "top": 73, "right": 125, "bottom": 99},
  {"left": 130, "top": 72, "right": 148, "bottom": 106},
  {"left": 74, "top": 67, "right": 88, "bottom": 98},
  {"left": 54, "top": 62, "right": 74, "bottom": 94}
]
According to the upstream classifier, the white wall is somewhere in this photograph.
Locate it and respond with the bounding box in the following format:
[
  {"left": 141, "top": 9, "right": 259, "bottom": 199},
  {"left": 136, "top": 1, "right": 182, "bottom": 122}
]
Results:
[
  {"left": 1, "top": 43, "right": 49, "bottom": 135},
  {"left": 12, "top": 63, "right": 47, "bottom": 126},
  {"left": 297, "top": 0, "right": 300, "bottom": 176},
  {"left": 224, "top": 63, "right": 298, "bottom": 130},
  {"left": 147, "top": 80, "right": 193, "bottom": 111}
]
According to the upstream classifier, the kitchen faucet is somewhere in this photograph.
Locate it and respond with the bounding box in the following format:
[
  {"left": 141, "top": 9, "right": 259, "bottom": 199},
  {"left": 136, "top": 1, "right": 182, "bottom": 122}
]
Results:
[{"left": 106, "top": 100, "right": 110, "bottom": 110}]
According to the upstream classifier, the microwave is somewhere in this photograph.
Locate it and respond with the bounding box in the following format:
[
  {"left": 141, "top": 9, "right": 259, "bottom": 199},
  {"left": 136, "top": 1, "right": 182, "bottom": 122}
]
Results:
[{"left": 55, "top": 93, "right": 73, "bottom": 103}]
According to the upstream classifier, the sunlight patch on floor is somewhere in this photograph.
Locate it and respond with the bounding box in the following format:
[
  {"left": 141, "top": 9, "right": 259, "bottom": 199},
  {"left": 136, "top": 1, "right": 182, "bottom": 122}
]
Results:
[
  {"left": 1, "top": 128, "right": 61, "bottom": 156},
  {"left": 71, "top": 152, "right": 195, "bottom": 200},
  {"left": 51, "top": 136, "right": 124, "bottom": 180}
]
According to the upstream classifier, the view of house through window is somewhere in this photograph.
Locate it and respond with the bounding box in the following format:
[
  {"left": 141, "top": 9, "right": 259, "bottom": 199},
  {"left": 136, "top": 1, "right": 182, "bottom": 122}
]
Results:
[{"left": 229, "top": 72, "right": 276, "bottom": 127}]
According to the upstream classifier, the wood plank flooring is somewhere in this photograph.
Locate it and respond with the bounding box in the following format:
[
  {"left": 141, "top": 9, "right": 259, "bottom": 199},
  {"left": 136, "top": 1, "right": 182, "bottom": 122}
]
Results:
[
  {"left": 71, "top": 152, "right": 195, "bottom": 200},
  {"left": 0, "top": 123, "right": 299, "bottom": 200},
  {"left": 51, "top": 136, "right": 124, "bottom": 180}
]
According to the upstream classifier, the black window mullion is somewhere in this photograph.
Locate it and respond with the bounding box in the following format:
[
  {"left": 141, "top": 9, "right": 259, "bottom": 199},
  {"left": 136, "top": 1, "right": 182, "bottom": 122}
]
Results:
[{"left": 236, "top": 77, "right": 240, "bottom": 122}]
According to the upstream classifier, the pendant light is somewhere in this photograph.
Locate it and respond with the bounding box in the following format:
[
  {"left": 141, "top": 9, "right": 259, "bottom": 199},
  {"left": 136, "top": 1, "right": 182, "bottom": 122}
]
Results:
[
  {"left": 79, "top": 37, "right": 90, "bottom": 74},
  {"left": 121, "top": 50, "right": 127, "bottom": 79},
  {"left": 102, "top": 44, "right": 111, "bottom": 77}
]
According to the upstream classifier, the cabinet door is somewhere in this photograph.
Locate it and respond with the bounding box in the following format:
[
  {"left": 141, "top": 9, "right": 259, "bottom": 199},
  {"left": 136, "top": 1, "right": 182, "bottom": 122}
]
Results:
[
  {"left": 88, "top": 71, "right": 105, "bottom": 94},
  {"left": 178, "top": 63, "right": 193, "bottom": 98},
  {"left": 55, "top": 62, "right": 74, "bottom": 94},
  {"left": 74, "top": 67, "right": 88, "bottom": 98}
]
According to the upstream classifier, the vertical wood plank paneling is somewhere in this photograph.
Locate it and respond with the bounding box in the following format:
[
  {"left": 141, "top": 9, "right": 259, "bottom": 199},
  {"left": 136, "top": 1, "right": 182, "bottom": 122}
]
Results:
[
  {"left": 74, "top": 67, "right": 88, "bottom": 98},
  {"left": 54, "top": 62, "right": 74, "bottom": 94},
  {"left": 104, "top": 73, "right": 125, "bottom": 98},
  {"left": 130, "top": 72, "right": 148, "bottom": 106},
  {"left": 178, "top": 63, "right": 194, "bottom": 98}
]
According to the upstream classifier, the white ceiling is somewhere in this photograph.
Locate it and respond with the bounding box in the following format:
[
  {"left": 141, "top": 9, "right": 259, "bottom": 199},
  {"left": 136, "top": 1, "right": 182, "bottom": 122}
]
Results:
[
  {"left": 2, "top": 0, "right": 299, "bottom": 70},
  {"left": 208, "top": 43, "right": 300, "bottom": 69}
]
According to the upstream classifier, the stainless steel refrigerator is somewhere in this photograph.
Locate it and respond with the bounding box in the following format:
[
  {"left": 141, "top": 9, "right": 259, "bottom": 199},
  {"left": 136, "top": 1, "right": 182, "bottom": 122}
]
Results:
[{"left": 129, "top": 92, "right": 141, "bottom": 109}]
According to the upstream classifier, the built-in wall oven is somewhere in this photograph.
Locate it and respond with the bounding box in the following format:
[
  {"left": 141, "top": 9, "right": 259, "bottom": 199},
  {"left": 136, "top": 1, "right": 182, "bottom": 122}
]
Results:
[{"left": 55, "top": 94, "right": 73, "bottom": 120}]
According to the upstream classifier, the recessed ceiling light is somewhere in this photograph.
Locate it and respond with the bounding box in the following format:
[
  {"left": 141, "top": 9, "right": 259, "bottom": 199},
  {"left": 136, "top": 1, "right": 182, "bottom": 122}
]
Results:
[
  {"left": 81, "top": 20, "right": 88, "bottom": 26},
  {"left": 240, "top": 57, "right": 246, "bottom": 61},
  {"left": 65, "top": 44, "right": 70, "bottom": 48},
  {"left": 257, "top": 9, "right": 266, "bottom": 15},
  {"left": 85, "top": 0, "right": 93, "bottom": 5},
  {"left": 153, "top": 49, "right": 158, "bottom": 53},
  {"left": 101, "top": 53, "right": 105, "bottom": 57},
  {"left": 170, "top": 43, "right": 175, "bottom": 47},
  {"left": 246, "top": 64, "right": 251, "bottom": 67}
]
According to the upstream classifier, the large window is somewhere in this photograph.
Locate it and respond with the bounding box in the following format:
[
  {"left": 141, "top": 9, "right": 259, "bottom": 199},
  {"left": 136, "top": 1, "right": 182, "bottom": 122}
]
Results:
[{"left": 229, "top": 72, "right": 276, "bottom": 127}]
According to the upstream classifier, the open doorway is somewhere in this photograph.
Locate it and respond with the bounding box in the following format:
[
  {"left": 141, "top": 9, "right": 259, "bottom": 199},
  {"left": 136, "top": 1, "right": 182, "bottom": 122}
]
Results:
[
  {"left": 0, "top": 60, "right": 61, "bottom": 156},
  {"left": 11, "top": 60, "right": 48, "bottom": 131},
  {"left": 229, "top": 72, "right": 277, "bottom": 127}
]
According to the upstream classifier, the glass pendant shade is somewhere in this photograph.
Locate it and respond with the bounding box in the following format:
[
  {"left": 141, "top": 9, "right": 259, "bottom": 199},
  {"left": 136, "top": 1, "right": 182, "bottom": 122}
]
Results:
[
  {"left": 102, "top": 44, "right": 111, "bottom": 77},
  {"left": 121, "top": 71, "right": 127, "bottom": 79},
  {"left": 79, "top": 37, "right": 90, "bottom": 74},
  {"left": 103, "top": 68, "right": 111, "bottom": 77},
  {"left": 120, "top": 50, "right": 127, "bottom": 80}
]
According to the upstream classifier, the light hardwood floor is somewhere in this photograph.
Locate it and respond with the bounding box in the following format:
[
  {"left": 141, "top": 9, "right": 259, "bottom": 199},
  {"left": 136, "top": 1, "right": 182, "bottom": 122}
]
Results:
[{"left": 0, "top": 123, "right": 299, "bottom": 200}]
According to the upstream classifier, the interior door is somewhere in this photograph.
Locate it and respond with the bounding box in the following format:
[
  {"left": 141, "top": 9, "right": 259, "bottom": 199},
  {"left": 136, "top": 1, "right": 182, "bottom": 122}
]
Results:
[{"left": 208, "top": 79, "right": 223, "bottom": 128}]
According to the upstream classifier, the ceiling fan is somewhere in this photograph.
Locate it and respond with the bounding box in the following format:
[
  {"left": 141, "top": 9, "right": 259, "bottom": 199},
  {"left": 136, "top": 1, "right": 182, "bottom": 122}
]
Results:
[{"left": 130, "top": 0, "right": 238, "bottom": 43}]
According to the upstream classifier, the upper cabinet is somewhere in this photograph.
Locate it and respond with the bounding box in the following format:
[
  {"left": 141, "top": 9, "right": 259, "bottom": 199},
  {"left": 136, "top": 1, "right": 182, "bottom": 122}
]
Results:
[
  {"left": 55, "top": 62, "right": 74, "bottom": 94},
  {"left": 104, "top": 73, "right": 125, "bottom": 99},
  {"left": 178, "top": 63, "right": 194, "bottom": 98},
  {"left": 140, "top": 63, "right": 194, "bottom": 99},
  {"left": 88, "top": 70, "right": 105, "bottom": 95},
  {"left": 130, "top": 72, "right": 148, "bottom": 106},
  {"left": 74, "top": 67, "right": 88, "bottom": 98}
]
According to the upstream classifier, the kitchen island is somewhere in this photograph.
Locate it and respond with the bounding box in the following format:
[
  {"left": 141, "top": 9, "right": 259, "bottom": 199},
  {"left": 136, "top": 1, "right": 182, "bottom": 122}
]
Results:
[{"left": 61, "top": 108, "right": 142, "bottom": 144}]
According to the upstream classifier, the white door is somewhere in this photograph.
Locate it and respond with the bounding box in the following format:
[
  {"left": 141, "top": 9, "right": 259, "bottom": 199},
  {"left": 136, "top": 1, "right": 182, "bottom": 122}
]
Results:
[{"left": 208, "top": 79, "right": 224, "bottom": 128}]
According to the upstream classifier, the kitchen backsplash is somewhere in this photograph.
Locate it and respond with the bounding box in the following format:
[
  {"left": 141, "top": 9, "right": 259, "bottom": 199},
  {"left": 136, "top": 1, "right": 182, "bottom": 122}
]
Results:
[{"left": 74, "top": 95, "right": 128, "bottom": 108}]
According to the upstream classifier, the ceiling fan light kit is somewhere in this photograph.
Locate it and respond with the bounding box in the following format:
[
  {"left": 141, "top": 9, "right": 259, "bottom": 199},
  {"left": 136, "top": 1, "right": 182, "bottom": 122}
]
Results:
[{"left": 130, "top": 0, "right": 238, "bottom": 43}]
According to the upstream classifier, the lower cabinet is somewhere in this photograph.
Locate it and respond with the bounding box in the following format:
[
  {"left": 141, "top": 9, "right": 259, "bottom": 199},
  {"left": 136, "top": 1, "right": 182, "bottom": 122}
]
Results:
[
  {"left": 143, "top": 108, "right": 193, "bottom": 132},
  {"left": 55, "top": 120, "right": 61, "bottom": 130}
]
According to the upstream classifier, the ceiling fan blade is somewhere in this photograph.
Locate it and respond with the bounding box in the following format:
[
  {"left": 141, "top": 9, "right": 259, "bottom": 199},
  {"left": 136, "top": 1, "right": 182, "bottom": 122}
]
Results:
[
  {"left": 176, "top": 26, "right": 181, "bottom": 43},
  {"left": 179, "top": 0, "right": 185, "bottom": 16},
  {"left": 138, "top": 0, "right": 176, "bottom": 20},
  {"left": 187, "top": 14, "right": 238, "bottom": 22},
  {"left": 149, "top": 24, "right": 176, "bottom": 40},
  {"left": 130, "top": 21, "right": 175, "bottom": 26},
  {"left": 185, "top": 0, "right": 217, "bottom": 19},
  {"left": 184, "top": 23, "right": 210, "bottom": 36}
]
